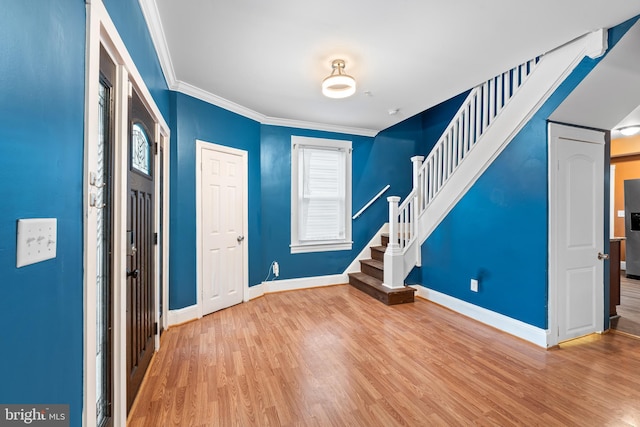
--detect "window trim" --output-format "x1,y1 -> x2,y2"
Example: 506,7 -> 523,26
291,136 -> 352,254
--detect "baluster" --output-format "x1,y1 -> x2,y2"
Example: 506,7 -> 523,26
456,117 -> 462,166
429,156 -> 436,203
448,127 -> 453,174
496,73 -> 504,113
473,87 -> 484,141
483,82 -> 490,132
488,78 -> 495,125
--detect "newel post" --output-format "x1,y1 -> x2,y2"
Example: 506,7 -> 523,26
384,196 -> 404,288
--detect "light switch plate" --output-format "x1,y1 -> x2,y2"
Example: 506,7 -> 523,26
618,210 -> 625,218
16,218 -> 57,268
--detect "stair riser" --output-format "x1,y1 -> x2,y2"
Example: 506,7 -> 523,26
360,263 -> 383,281
348,276 -> 415,305
370,248 -> 384,262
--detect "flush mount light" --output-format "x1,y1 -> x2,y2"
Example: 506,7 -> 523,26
322,59 -> 356,99
618,125 -> 640,136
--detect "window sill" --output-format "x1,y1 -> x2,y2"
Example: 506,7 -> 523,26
290,241 -> 353,254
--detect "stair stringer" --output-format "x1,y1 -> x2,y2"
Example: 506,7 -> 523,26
400,31 -> 607,281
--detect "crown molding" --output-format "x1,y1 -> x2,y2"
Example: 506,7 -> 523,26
138,0 -> 177,87
262,116 -> 378,137
175,80 -> 379,137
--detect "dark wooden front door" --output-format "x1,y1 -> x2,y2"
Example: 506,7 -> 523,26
126,84 -> 156,411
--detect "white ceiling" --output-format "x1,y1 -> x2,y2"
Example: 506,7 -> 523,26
145,0 -> 640,136
551,19 -> 640,138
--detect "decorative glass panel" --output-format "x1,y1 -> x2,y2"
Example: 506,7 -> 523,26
132,123 -> 151,175
96,82 -> 108,426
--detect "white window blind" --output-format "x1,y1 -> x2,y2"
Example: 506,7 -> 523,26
299,147 -> 346,241
291,136 -> 352,253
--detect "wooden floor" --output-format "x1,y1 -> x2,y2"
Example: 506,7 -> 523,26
129,285 -> 640,426
612,273 -> 640,337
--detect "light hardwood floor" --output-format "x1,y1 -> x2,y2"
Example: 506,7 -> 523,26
129,285 -> 640,426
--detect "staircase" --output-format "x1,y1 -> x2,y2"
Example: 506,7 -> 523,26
347,29 -> 607,300
348,233 -> 416,305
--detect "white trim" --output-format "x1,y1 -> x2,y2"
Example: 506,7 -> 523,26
291,136 -> 353,254
263,115 -> 377,138
258,274 -> 349,296
290,241 -> 353,254
610,164 -> 616,239
137,0 -> 176,88
167,304 -> 200,326
84,2 -> 170,426
246,282 -> 266,301
343,223 -> 389,274
195,140 -> 249,319
411,286 -> 548,348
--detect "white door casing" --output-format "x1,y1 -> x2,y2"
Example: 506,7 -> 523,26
85,2 -> 170,425
549,123 -> 605,346
197,141 -> 247,316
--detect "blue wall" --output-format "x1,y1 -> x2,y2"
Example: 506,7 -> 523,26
0,1 -> 86,424
168,93 -> 261,308
259,122 -> 417,281
0,0 -> 170,424
412,17 -> 639,329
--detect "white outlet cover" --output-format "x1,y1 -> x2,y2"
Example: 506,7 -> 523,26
618,210 -> 625,218
470,279 -> 479,292
16,218 -> 57,268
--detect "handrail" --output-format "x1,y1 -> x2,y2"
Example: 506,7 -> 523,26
352,184 -> 390,219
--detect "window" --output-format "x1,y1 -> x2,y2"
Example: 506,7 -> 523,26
291,136 -> 352,253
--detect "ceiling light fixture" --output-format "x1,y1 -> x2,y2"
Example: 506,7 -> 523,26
322,59 -> 356,99
618,125 -> 640,136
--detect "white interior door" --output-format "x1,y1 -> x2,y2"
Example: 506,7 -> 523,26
549,124 -> 605,344
200,143 -> 246,315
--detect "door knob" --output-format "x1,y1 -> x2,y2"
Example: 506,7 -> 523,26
237,235 -> 245,242
127,269 -> 139,279
598,252 -> 609,260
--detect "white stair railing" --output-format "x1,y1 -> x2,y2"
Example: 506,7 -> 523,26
384,57 -> 541,289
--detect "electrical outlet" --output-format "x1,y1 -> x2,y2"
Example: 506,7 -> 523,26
273,261 -> 279,277
470,279 -> 479,292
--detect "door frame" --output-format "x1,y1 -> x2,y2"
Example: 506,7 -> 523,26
84,2 -> 170,425
196,140 -> 249,319
547,122 -> 606,347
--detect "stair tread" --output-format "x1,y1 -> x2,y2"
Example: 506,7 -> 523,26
348,272 -> 416,295
360,258 -> 383,270
370,245 -> 386,252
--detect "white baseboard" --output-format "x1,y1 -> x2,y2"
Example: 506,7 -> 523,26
167,304 -> 200,326
411,285 -> 548,348
621,261 -> 626,271
254,274 -> 348,299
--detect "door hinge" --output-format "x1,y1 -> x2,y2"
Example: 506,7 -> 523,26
154,322 -> 158,335
154,142 -> 158,155
154,232 -> 158,245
